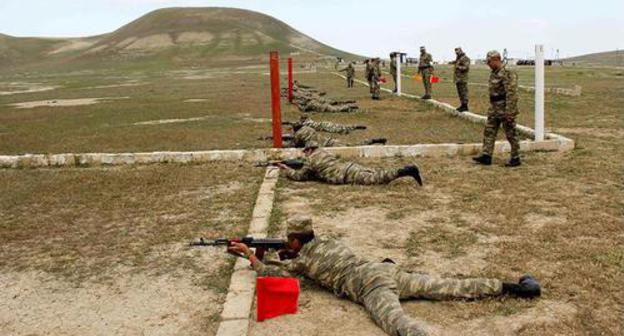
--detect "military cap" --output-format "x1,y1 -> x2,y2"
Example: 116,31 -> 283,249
287,215 -> 314,234
305,141 -> 319,150
486,50 -> 501,60
455,47 -> 463,52
420,46 -> 426,50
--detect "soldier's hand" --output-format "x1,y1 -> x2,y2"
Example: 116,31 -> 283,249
505,115 -> 516,124
228,242 -> 252,257
276,163 -> 290,170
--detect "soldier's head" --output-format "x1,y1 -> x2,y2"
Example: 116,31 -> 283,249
286,215 -> 315,251
303,141 -> 319,155
420,46 -> 426,54
390,52 -> 396,59
486,50 -> 503,70
364,59 -> 370,64
455,47 -> 463,56
299,115 -> 310,122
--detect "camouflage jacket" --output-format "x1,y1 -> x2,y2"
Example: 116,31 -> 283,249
292,126 -> 335,148
254,238 -> 378,301
365,63 -> 372,79
453,53 -> 470,83
418,52 -> 433,70
282,148 -> 371,184
371,63 -> 382,79
390,58 -> 397,76
489,66 -> 519,116
340,64 -> 355,77
303,119 -> 357,134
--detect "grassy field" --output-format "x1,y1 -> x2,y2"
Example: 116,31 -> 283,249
0,163 -> 264,335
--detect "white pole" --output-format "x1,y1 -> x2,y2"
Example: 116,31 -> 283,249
396,54 -> 402,96
535,44 -> 545,141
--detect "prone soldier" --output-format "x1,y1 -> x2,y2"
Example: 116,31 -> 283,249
288,126 -> 385,148
228,216 -> 542,336
284,115 -> 367,135
473,50 -> 522,167
418,46 -> 433,100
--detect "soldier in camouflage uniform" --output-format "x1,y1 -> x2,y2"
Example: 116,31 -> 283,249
289,115 -> 367,134
278,141 -> 420,185
287,83 -> 359,113
418,46 -> 433,100
390,53 -> 398,93
473,50 -> 522,167
370,58 -> 382,100
364,59 -> 374,93
339,61 -> 356,88
450,47 -> 471,112
228,217 -> 542,336
287,127 -> 386,149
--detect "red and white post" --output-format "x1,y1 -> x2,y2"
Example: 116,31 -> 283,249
288,57 -> 293,103
269,51 -> 283,148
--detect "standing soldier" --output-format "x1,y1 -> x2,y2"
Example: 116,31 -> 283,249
364,59 -> 373,94
418,46 -> 433,100
473,50 -> 521,167
339,61 -> 356,88
370,58 -> 382,100
451,47 -> 471,112
390,52 -> 398,93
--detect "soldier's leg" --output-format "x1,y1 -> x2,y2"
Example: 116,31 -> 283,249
457,81 -> 468,105
423,69 -> 432,96
362,286 -> 428,336
346,167 -> 401,185
395,271 -> 503,300
502,118 -> 520,159
482,115 -> 501,156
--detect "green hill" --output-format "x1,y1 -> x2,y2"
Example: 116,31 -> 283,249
564,50 -> 624,67
0,7 -> 361,73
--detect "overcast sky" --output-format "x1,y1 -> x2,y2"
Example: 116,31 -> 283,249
1,0 -> 622,61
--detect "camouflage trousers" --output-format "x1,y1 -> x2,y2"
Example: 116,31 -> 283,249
392,73 -> 398,91
357,263 -> 502,336
419,68 -> 432,96
347,76 -> 354,88
371,77 -> 381,99
455,81 -> 469,105
343,164 -> 400,185
482,113 -> 520,158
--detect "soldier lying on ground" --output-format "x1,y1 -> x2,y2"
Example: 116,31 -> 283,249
284,115 -> 367,134
261,127 -> 386,148
277,141 -> 421,185
228,216 -> 541,336
283,82 -> 359,113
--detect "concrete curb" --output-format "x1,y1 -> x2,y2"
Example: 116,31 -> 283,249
216,167 -> 279,336
334,72 -> 575,153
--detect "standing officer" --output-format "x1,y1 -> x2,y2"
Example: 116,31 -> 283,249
418,46 -> 433,99
473,50 -> 521,167
451,47 -> 471,112
390,52 -> 398,93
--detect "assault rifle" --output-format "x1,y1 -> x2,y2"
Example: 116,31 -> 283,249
189,237 -> 294,260
254,159 -> 305,169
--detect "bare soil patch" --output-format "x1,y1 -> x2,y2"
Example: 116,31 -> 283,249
9,97 -> 129,109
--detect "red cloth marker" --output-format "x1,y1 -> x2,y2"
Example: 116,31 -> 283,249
257,277 -> 300,322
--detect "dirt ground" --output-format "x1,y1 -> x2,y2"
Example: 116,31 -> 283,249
0,163 -> 264,336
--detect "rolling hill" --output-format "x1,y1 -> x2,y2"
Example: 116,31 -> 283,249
0,7 -> 361,72
563,50 -> 624,67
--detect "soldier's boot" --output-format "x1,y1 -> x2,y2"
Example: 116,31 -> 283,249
472,154 -> 492,166
398,165 -> 423,186
421,94 -> 432,100
457,103 -> 469,112
369,138 -> 387,145
505,157 -> 522,167
502,274 -> 541,298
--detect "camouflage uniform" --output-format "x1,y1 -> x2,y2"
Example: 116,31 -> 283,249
365,61 -> 374,93
390,56 -> 398,91
418,51 -> 433,97
301,99 -> 358,113
280,148 -> 402,185
291,126 -> 338,148
482,66 -> 520,158
302,119 -> 360,134
453,52 -> 471,105
370,60 -> 382,99
254,238 -> 503,336
340,63 -> 356,88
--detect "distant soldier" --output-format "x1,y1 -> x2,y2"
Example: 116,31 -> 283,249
364,59 -> 374,93
473,50 -> 521,167
390,53 -> 398,93
278,142 -> 422,185
228,216 -> 541,336
370,58 -> 382,100
289,126 -> 385,148
450,47 -> 471,112
339,61 -> 356,88
288,115 -> 367,134
418,46 -> 433,99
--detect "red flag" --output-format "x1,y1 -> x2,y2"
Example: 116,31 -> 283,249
379,77 -> 387,84
257,277 -> 300,322
430,75 -> 440,84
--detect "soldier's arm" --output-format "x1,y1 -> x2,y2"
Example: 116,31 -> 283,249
251,257 -> 300,277
456,57 -> 470,71
280,163 -> 314,181
504,71 -> 519,116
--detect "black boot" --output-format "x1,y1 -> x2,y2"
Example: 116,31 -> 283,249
502,274 -> 541,298
505,157 -> 521,167
457,104 -> 469,112
398,165 -> 423,186
421,95 -> 432,100
472,154 -> 492,165
369,138 -> 387,145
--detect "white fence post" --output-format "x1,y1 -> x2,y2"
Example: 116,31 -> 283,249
396,54 -> 402,96
535,44 -> 545,141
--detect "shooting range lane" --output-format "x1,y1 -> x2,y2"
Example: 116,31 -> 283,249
216,167 -> 279,336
